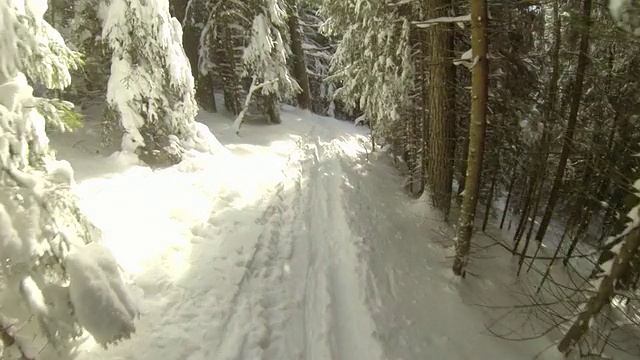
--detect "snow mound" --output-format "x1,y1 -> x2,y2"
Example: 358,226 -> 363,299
66,242 -> 140,346
181,121 -> 226,154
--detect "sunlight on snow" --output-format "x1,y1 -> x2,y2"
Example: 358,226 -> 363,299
70,139 -> 297,286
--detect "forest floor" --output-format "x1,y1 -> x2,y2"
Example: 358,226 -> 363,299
45,104 -> 637,360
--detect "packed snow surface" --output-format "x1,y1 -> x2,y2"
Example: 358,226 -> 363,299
43,105 -> 618,360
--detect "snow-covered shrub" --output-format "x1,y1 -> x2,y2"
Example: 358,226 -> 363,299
0,1 -> 138,356
99,0 -> 206,167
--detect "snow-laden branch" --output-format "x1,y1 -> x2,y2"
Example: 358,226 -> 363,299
413,14 -> 471,28
232,76 -> 278,135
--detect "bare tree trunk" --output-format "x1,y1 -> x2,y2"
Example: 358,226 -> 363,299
287,0 -> 311,109
456,128 -> 469,204
426,0 -> 455,220
534,0 -> 591,245
513,178 -> 535,251
452,0 -> 489,277
482,162 -> 498,232
500,165 -> 518,229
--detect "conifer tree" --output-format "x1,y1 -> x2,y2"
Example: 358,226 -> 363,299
99,0 -> 201,167
0,1 -> 137,356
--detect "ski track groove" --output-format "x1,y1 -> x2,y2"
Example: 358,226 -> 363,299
166,122 -> 383,360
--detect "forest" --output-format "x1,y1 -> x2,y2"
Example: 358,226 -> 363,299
1,0 -> 640,359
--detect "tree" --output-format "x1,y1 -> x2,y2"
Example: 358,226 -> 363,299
320,0 -> 413,157
452,0 -> 489,277
425,0 -> 456,220
175,0 -> 217,112
556,0 -> 640,355
242,0 -> 300,124
0,0 -> 137,356
99,0 -> 201,167
532,0 -> 592,246
288,0 -> 312,109
69,0 -> 111,103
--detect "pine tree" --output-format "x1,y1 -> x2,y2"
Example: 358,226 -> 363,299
243,0 -> 300,124
287,0 -> 312,109
0,1 -> 137,356
320,0 -> 413,147
452,0 -> 489,277
69,0 -> 111,103
99,0 -> 201,167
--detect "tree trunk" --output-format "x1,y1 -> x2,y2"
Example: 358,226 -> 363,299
263,93 -> 281,124
452,0 -> 489,277
456,123 -> 469,203
426,0 -> 455,220
287,1 -> 311,110
500,165 -> 518,229
196,73 -> 217,113
482,168 -> 497,232
534,0 -> 591,245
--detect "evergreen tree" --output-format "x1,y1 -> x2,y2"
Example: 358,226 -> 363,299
0,0 -> 137,356
320,0 -> 413,147
99,0 -> 201,167
243,0 -> 300,124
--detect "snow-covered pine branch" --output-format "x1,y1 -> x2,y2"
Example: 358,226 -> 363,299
413,14 -> 471,28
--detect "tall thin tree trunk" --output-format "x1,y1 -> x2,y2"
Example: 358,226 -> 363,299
482,162 -> 498,232
534,0 -> 591,245
456,127 -> 469,204
287,1 -> 311,109
500,165 -> 518,229
426,0 -> 455,220
513,179 -> 534,251
452,0 -> 489,277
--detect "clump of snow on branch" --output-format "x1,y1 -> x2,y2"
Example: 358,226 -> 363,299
66,243 -> 140,346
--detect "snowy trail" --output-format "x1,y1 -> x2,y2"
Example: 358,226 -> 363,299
208,123 -> 384,360
49,106 -> 602,360
65,109 -> 383,360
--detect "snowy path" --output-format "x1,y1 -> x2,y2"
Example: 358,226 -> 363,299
49,107 -> 573,360
61,109 -> 382,360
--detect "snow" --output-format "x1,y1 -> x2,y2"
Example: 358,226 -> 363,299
414,14 -> 471,28
67,242 -> 139,346
39,103 -> 637,359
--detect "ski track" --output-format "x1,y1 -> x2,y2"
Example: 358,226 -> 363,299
164,121 -> 381,360
67,113 -> 385,360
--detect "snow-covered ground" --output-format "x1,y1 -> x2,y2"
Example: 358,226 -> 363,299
42,105 -> 635,360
